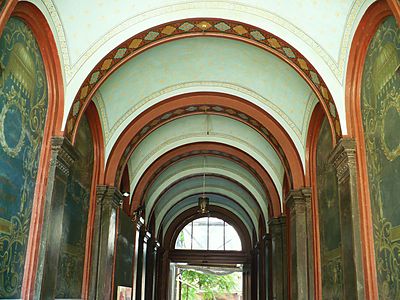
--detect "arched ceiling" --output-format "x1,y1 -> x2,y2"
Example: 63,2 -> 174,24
14,0 -> 383,240
150,176 -> 260,233
127,114 -> 284,199
28,0 -> 378,135
93,37 -> 318,162
143,156 -> 266,225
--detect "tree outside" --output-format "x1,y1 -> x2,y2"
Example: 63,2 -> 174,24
179,269 -> 242,300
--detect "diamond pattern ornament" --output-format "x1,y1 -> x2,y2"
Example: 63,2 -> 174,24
129,38 -> 142,49
80,86 -> 89,99
233,25 -> 247,35
101,59 -> 113,70
89,71 -> 100,85
282,47 -> 296,58
72,101 -> 81,116
297,58 -> 308,70
179,22 -> 195,31
214,22 -> 231,32
161,25 -> 176,35
197,21 -> 212,30
114,48 -> 127,59
267,38 -> 281,49
144,31 -> 159,41
309,71 -> 320,85
250,30 -> 265,41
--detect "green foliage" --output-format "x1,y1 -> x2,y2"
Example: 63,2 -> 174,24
180,269 -> 238,300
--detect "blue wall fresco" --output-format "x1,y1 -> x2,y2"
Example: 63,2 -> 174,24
55,115 -> 94,298
361,16 -> 400,298
0,17 -> 48,298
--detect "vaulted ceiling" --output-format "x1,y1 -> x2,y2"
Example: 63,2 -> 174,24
25,0 -> 379,236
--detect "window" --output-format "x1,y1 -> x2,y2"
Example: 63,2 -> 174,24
175,217 -> 242,251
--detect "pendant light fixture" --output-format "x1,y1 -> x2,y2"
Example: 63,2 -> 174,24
198,156 -> 209,214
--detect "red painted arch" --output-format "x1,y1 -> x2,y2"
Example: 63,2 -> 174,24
305,103 -> 325,300
129,142 -> 281,218
345,1 -> 394,298
104,92 -> 304,191
81,102 -> 105,299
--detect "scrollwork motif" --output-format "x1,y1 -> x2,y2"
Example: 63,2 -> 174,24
361,16 -> 400,299
0,18 -> 48,298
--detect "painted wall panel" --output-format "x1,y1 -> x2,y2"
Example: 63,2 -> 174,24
361,16 -> 400,299
114,211 -> 135,300
56,115 -> 94,298
0,17 -> 48,298
316,117 -> 343,299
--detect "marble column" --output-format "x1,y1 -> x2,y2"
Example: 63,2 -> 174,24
141,230 -> 151,300
132,213 -> 145,299
268,216 -> 287,300
145,238 -> 160,300
35,137 -> 78,298
329,138 -> 365,299
286,188 -> 312,300
89,185 -> 122,299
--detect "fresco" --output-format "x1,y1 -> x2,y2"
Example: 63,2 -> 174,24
361,16 -> 400,299
114,211 -> 135,299
316,117 -> 343,299
0,17 -> 48,298
56,115 -> 94,298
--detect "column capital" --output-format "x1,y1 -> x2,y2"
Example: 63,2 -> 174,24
286,188 -> 311,213
268,215 -> 286,226
50,136 -> 78,176
95,185 -> 123,208
329,138 -> 357,183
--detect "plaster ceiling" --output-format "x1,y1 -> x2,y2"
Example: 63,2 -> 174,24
151,176 -> 260,232
28,0 -> 377,135
94,37 -> 318,163
143,155 -> 267,221
127,114 -> 285,201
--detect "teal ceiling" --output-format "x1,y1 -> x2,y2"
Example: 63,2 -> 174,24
94,37 -> 318,163
127,114 -> 284,201
151,176 -> 260,234
144,155 -> 267,224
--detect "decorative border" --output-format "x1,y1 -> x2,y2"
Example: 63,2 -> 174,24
65,18 -> 342,144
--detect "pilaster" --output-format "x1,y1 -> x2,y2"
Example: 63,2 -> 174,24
286,188 -> 312,300
90,185 -> 122,299
36,137 -> 78,299
268,216 -> 287,300
329,138 -> 365,299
